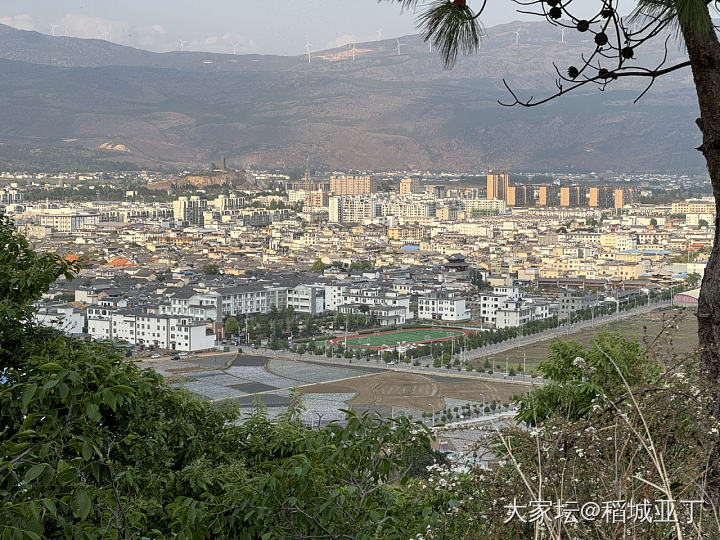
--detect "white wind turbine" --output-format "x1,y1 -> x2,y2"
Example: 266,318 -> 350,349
514,28 -> 521,45
376,28 -> 383,41
232,43 -> 239,55
179,39 -> 188,53
560,28 -> 565,43
351,42 -> 356,61
50,24 -> 59,37
395,38 -> 404,56
305,40 -> 312,63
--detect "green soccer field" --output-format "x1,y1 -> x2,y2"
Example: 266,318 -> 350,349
327,328 -> 468,350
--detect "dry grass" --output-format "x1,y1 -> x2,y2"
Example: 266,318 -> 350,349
477,307 -> 697,374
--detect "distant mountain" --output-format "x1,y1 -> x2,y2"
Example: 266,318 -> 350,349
0,22 -> 703,172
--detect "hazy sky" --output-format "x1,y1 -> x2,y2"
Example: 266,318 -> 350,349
0,0 -> 624,56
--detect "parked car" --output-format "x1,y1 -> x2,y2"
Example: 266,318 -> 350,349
170,355 -> 180,361
178,352 -> 188,357
150,354 -> 160,359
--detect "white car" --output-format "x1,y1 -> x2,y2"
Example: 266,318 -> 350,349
150,354 -> 160,359
178,352 -> 188,357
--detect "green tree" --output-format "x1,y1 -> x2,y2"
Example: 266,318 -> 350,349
311,259 -> 327,272
202,263 -> 220,275
386,0 -> 720,499
516,333 -> 660,426
224,316 -> 240,337
0,215 -> 78,366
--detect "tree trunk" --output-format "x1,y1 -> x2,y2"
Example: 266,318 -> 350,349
681,6 -> 720,507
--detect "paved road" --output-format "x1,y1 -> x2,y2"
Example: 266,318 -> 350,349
463,300 -> 672,362
433,411 -> 517,431
259,348 -> 544,386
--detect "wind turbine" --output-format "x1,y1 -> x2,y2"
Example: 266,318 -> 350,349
560,28 -> 565,43
376,29 -> 383,41
428,41 -> 432,53
351,42 -> 356,62
50,24 -> 59,37
232,43 -> 239,55
179,39 -> 188,54
305,40 -> 312,63
514,28 -> 521,45
103,29 -> 109,42
63,25 -> 69,37
395,38 -> 404,56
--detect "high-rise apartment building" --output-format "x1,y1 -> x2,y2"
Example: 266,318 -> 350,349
173,196 -> 208,226
328,196 -> 378,223
614,187 -> 635,209
537,185 -> 560,207
560,185 -> 586,207
329,175 -> 376,196
506,185 -> 534,207
399,177 -> 421,195
486,172 -> 510,201
589,186 -> 614,208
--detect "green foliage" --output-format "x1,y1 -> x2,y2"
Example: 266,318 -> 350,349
516,332 -> 661,425
416,0 -> 483,68
224,316 -> 240,337
1,331 -> 242,537
1,332 -> 437,537
347,261 -> 373,271
0,215 -> 79,365
310,259 -> 327,272
202,263 -> 220,275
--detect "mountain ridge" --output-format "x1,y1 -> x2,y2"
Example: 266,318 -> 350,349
0,21 -> 703,172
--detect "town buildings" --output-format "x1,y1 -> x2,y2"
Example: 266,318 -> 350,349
4,169 -> 710,350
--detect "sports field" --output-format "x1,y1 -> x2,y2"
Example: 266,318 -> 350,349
327,327 -> 469,350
